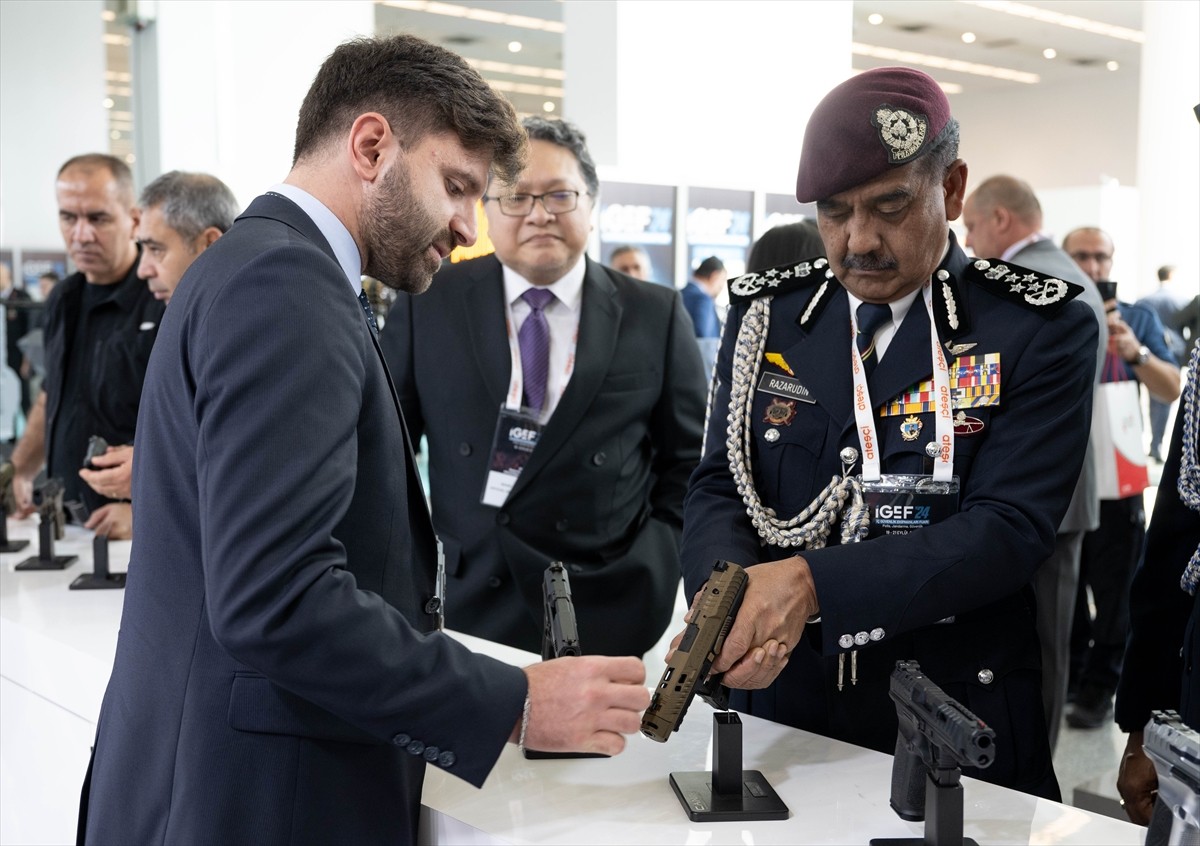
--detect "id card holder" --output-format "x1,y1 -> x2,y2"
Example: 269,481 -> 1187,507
481,406 -> 543,508
861,474 -> 960,539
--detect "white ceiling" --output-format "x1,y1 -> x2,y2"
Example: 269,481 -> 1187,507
374,0 -> 1144,113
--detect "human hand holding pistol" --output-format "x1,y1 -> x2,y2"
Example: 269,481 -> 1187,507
79,444 -> 134,501
669,555 -> 818,690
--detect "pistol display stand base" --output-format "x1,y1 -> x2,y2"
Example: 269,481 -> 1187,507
14,519 -> 77,570
0,516 -> 30,553
70,535 -> 125,590
669,712 -> 788,822
870,770 -> 979,846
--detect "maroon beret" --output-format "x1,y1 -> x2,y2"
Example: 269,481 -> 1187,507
795,66 -> 951,203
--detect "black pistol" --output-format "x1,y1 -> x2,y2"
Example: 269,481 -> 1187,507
541,561 -> 581,660
525,561 -> 606,760
887,660 -> 995,822
1144,710 -> 1200,846
32,477 -> 67,541
641,560 -> 747,742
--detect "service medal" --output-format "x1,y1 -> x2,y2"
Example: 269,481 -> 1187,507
764,398 -> 798,427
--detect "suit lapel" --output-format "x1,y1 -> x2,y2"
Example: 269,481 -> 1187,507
508,258 -> 621,501
462,257 -> 511,410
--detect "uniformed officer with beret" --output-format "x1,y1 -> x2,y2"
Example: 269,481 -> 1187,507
677,66 -> 1098,798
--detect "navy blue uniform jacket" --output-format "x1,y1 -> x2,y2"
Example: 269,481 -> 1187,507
80,194 -> 527,845
681,235 -> 1097,798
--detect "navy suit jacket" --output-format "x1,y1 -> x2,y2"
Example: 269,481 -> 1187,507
80,194 -> 527,845
381,254 -> 706,656
681,235 -> 1097,798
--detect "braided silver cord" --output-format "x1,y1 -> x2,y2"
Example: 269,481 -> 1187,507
727,296 -> 869,549
1177,341 -> 1200,593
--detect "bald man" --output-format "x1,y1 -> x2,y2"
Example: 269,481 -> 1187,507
9,154 -> 164,540
963,175 -> 1106,748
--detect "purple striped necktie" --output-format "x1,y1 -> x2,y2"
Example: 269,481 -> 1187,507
519,287 -> 555,412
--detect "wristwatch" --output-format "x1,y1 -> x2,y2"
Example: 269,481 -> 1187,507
1130,345 -> 1150,366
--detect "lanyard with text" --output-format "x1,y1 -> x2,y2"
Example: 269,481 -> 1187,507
849,282 -> 954,482
502,299 -> 579,415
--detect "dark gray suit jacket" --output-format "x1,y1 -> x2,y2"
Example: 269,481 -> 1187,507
381,254 -> 706,656
1013,238 -> 1106,534
80,194 -> 527,845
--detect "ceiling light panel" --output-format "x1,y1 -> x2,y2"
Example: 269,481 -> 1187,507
852,42 -> 1040,83
379,0 -> 565,33
958,0 -> 1145,43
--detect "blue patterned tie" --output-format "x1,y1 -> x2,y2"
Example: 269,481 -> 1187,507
519,288 -> 555,412
358,290 -> 379,337
856,302 -> 892,375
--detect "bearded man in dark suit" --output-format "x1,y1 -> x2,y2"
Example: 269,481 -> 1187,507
381,117 -> 706,658
79,35 -> 650,846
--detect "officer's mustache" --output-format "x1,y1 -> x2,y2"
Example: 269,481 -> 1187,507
842,253 -> 899,272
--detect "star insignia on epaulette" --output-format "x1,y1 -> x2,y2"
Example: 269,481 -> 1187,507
966,258 -> 1084,317
727,257 -> 829,304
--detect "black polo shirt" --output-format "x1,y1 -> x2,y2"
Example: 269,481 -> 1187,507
42,251 -> 164,511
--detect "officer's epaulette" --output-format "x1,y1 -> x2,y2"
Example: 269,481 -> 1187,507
963,258 -> 1085,318
727,256 -> 829,305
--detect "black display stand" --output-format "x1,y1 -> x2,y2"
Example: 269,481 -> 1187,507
870,768 -> 979,846
14,517 -> 77,570
70,534 -> 125,590
0,514 -> 29,553
669,712 -> 789,822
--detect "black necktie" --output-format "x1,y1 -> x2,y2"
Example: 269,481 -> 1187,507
358,290 -> 379,337
856,302 -> 892,375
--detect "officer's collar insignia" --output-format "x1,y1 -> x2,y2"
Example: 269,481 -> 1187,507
966,258 -> 1084,318
871,105 -> 928,163
931,267 -> 971,340
728,257 -> 827,304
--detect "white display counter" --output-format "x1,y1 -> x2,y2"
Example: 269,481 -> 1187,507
2,516 -> 1143,845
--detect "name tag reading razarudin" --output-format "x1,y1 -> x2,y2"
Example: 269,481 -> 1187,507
756,373 -> 816,403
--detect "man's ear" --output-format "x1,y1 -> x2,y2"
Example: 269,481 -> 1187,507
943,159 -> 968,221
347,112 -> 393,183
198,227 -> 223,250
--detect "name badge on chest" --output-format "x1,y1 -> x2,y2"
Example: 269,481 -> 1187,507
481,406 -> 544,508
861,474 -> 960,539
756,372 -> 816,403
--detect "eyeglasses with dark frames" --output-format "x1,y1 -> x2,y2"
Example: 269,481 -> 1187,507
484,190 -> 588,217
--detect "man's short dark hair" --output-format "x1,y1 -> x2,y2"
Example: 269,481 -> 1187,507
140,171 -> 240,241
57,153 -> 135,204
695,256 -> 725,278
521,116 -> 599,196
916,118 -> 961,183
1158,265 -> 1176,282
293,34 -> 526,186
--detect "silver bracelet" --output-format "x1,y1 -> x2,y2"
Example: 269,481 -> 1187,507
517,693 -> 532,753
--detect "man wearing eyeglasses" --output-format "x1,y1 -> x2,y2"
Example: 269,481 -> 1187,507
381,116 -> 706,658
1061,225 -> 1181,730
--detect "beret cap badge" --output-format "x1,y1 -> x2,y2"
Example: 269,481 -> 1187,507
872,106 -> 928,163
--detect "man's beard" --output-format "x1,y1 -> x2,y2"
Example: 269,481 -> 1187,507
360,161 -> 454,295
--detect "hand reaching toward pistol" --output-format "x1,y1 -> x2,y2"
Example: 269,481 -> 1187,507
517,655 -> 649,756
79,445 -> 134,501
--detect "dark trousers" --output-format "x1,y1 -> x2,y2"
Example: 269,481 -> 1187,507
1070,496 -> 1146,694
